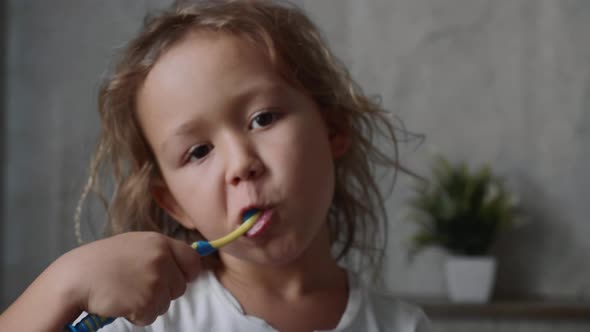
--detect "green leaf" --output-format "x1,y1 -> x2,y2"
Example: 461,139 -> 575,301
405,155 -> 523,256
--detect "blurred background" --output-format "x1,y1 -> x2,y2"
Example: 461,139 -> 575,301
1,0 -> 589,331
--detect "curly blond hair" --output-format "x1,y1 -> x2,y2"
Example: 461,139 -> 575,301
76,0 -> 414,272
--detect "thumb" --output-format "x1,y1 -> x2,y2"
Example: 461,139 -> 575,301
168,238 -> 201,281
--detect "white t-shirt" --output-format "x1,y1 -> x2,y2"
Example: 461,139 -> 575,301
99,270 -> 430,332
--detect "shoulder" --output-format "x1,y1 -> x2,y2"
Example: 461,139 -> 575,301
342,272 -> 430,332
363,290 -> 430,332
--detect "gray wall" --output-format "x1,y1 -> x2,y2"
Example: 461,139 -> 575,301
1,0 -> 589,331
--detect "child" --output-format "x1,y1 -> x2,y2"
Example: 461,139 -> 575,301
0,1 -> 429,331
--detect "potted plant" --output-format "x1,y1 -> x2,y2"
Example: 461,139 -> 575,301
407,156 -> 522,303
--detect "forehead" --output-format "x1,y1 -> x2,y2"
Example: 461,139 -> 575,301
145,32 -> 281,95
136,32 -> 294,151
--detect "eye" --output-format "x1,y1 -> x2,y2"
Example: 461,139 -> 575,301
249,111 -> 279,130
186,144 -> 213,163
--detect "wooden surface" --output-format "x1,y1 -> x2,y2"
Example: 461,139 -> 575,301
417,300 -> 590,320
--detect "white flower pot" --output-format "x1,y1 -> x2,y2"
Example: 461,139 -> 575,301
445,255 -> 496,303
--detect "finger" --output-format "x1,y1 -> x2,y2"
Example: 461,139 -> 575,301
129,304 -> 159,327
133,307 -> 160,326
155,295 -> 172,317
131,286 -> 169,326
165,256 -> 187,300
168,238 -> 201,281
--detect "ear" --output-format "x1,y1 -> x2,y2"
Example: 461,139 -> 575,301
150,178 -> 196,230
329,127 -> 350,159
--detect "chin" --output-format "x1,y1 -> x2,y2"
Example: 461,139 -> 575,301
244,239 -> 311,267
276,234 -> 326,265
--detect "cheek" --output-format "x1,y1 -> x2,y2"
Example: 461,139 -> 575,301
300,140 -> 335,205
277,118 -> 335,208
166,169 -> 226,234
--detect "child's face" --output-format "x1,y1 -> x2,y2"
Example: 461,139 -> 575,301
137,32 -> 342,265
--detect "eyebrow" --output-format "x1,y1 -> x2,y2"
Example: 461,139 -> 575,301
160,117 -> 206,155
159,81 -> 286,153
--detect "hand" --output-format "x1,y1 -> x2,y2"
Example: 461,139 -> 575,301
58,232 -> 201,326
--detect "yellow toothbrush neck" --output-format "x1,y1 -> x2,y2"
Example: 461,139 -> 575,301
209,212 -> 260,248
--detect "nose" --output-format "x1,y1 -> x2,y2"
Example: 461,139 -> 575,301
225,137 -> 265,186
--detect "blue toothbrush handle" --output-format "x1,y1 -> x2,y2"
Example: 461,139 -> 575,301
65,314 -> 114,331
193,241 -> 217,256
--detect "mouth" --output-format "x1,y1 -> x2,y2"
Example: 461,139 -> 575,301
240,206 -> 274,239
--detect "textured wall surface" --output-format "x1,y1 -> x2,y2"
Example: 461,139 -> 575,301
2,0 -> 589,330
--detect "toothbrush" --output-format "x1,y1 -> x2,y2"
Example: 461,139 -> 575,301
191,208 -> 260,255
65,209 -> 260,332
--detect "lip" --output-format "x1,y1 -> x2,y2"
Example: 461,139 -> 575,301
239,204 -> 271,225
244,209 -> 274,238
